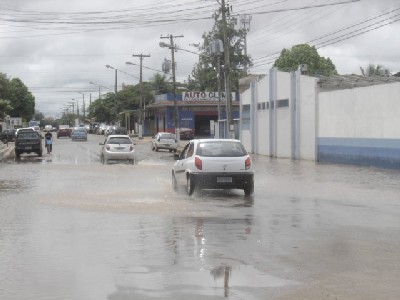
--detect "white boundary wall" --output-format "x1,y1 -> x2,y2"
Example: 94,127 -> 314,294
319,83 -> 400,139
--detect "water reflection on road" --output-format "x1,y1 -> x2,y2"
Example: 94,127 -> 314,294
0,139 -> 399,299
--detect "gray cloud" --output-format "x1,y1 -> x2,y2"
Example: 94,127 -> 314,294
0,0 -> 399,117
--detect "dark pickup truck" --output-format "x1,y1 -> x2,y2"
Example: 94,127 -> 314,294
14,130 -> 43,159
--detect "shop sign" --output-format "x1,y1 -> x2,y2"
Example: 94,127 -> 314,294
182,91 -> 236,101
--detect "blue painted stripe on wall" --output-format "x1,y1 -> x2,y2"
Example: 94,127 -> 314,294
318,137 -> 400,169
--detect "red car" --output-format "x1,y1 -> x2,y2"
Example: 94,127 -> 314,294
57,128 -> 71,138
179,128 -> 195,140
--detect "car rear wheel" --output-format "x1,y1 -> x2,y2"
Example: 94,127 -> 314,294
244,181 -> 254,196
186,174 -> 195,196
128,159 -> 134,165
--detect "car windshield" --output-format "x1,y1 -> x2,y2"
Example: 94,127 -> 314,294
18,132 -> 39,139
196,141 -> 247,157
107,137 -> 131,144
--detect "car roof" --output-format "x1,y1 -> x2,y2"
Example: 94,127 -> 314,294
192,138 -> 241,143
107,135 -> 131,138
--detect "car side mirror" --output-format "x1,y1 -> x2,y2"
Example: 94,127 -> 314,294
174,153 -> 180,160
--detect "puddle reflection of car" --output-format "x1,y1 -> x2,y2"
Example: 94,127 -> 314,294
99,135 -> 135,164
71,127 -> 88,141
151,132 -> 178,152
172,139 -> 254,196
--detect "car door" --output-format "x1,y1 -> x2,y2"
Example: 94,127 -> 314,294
174,142 -> 194,186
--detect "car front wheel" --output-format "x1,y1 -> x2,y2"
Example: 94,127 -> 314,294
172,172 -> 178,191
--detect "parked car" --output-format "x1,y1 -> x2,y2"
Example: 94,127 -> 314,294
179,127 -> 195,140
57,127 -> 71,138
172,139 -> 254,196
71,127 -> 88,141
104,125 -> 116,136
151,132 -> 178,152
99,135 -> 135,164
14,130 -> 43,159
0,129 -> 16,143
114,126 -> 128,135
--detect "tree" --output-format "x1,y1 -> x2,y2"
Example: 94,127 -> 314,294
360,64 -> 389,76
0,99 -> 12,119
8,78 -> 35,121
190,17 -> 252,92
0,73 -> 9,100
274,44 -> 337,76
152,73 -> 172,95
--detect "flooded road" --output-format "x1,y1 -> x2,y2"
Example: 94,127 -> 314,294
0,135 -> 399,299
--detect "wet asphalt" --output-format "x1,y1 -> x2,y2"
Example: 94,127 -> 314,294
0,135 -> 399,300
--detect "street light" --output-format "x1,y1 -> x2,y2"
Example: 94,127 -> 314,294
105,64 -> 118,120
77,92 -> 86,121
89,81 -> 112,100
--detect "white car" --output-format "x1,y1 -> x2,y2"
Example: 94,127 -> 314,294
99,135 -> 135,164
172,139 -> 254,196
151,132 -> 178,152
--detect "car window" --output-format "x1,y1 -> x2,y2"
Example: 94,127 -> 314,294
196,141 -> 247,157
107,137 -> 132,144
160,133 -> 175,139
186,142 -> 194,158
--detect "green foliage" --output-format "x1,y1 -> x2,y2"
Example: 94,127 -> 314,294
190,18 -> 252,92
88,80 -> 156,123
0,99 -> 13,119
274,44 -> 337,76
8,78 -> 35,121
360,64 -> 389,76
152,73 -> 172,95
0,73 -> 9,99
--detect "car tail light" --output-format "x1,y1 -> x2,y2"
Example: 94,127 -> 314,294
245,156 -> 252,170
106,145 -> 110,151
195,157 -> 202,170
129,146 -> 134,151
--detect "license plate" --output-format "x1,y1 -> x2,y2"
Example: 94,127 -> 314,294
25,146 -> 32,150
217,177 -> 232,183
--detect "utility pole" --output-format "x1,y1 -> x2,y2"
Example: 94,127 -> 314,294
132,53 -> 150,138
240,14 -> 252,75
220,0 -> 234,139
160,34 -> 184,141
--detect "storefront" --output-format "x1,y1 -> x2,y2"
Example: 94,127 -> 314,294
144,92 -> 240,137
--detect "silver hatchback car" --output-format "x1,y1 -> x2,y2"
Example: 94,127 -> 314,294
151,132 -> 178,152
99,135 -> 135,164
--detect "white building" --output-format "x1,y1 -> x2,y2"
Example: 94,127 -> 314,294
239,68 -> 400,169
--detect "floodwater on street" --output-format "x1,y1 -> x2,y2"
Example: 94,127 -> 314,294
0,135 -> 399,300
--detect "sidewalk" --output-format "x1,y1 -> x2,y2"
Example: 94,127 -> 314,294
0,142 -> 14,159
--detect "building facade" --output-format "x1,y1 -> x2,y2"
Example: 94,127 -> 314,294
144,92 -> 240,137
240,68 -> 400,169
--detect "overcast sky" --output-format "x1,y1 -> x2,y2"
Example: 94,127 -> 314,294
1,0 -> 399,118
